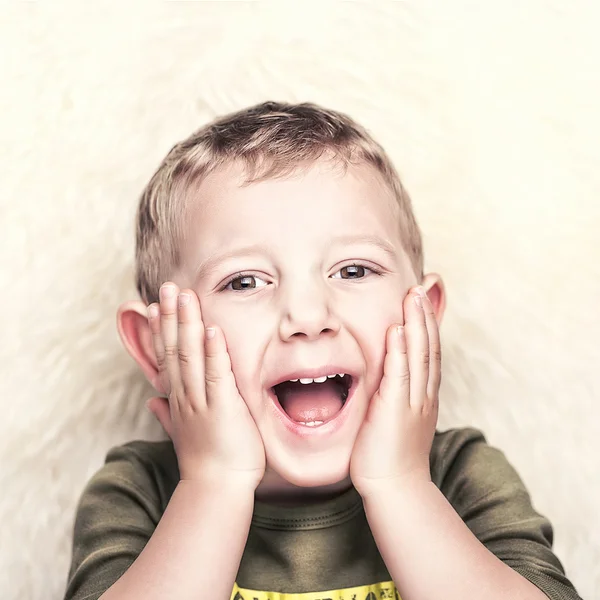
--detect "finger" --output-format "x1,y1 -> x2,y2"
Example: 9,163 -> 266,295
405,286 -> 429,411
422,293 -> 442,406
176,289 -> 206,410
147,303 -> 167,394
203,325 -> 241,412
377,323 -> 410,410
159,282 -> 183,405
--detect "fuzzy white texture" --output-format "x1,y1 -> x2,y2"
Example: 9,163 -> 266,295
0,2 -> 598,599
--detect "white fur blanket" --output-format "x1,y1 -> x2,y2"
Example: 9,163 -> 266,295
1,2 -> 598,599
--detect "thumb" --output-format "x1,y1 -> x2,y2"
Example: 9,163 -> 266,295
146,396 -> 173,439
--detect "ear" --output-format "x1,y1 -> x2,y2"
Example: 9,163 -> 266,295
116,300 -> 167,396
420,273 -> 446,326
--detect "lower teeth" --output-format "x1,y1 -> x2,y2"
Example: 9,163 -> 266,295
298,420 -> 324,427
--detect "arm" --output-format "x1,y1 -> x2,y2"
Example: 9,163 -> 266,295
349,286 -> 581,600
363,432 -> 582,600
101,478 -> 254,600
64,444 -> 255,600
67,284 -> 267,599
364,479 -> 548,600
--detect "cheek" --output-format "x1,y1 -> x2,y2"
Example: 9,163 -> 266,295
201,300 -> 277,391
202,303 -> 257,358
219,320 -> 267,393
357,338 -> 386,400
360,307 -> 405,388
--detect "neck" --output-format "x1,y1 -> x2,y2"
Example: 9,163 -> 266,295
255,470 -> 353,507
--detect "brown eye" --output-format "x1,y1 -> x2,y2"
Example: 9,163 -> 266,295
231,276 -> 257,290
331,263 -> 380,281
339,265 -> 366,279
222,274 -> 268,292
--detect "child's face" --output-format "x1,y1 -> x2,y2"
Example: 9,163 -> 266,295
176,159 -> 419,492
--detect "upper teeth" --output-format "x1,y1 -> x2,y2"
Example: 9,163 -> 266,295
290,373 -> 345,384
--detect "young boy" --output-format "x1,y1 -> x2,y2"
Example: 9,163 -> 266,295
64,102 -> 582,600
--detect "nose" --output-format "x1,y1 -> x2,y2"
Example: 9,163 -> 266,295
278,281 -> 341,342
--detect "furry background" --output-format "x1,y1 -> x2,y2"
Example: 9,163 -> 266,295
1,2 -> 598,599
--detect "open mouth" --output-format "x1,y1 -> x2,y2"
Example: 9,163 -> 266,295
270,374 -> 353,427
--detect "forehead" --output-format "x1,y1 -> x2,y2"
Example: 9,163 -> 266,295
181,159 -> 402,264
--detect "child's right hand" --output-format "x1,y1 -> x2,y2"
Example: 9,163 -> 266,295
145,282 -> 266,490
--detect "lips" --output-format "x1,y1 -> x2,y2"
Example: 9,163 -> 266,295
266,366 -> 359,391
266,374 -> 359,433
273,372 -> 350,396
265,364 -> 360,431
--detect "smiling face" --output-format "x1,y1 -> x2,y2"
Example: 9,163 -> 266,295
175,158 -> 419,496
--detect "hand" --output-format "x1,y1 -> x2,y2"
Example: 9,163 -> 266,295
350,286 -> 440,499
145,282 -> 266,489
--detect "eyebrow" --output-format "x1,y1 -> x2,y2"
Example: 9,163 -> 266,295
193,234 -> 397,282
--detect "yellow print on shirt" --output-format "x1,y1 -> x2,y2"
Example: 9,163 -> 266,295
231,580 -> 401,600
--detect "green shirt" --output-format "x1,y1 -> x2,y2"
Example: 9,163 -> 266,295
63,427 -> 582,600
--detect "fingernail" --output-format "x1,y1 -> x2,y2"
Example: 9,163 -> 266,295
414,294 -> 423,308
147,305 -> 159,319
178,293 -> 190,307
396,325 -> 404,337
161,284 -> 175,298
205,327 -> 216,340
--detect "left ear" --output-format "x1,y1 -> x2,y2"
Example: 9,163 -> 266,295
420,273 -> 446,326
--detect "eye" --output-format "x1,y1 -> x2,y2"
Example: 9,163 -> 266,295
220,272 -> 269,292
331,263 -> 380,280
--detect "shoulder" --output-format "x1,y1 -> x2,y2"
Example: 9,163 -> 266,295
429,426 -> 542,542
83,439 -> 180,514
430,425 -> 490,482
104,438 -> 179,479
430,425 -> 487,470
429,429 -> 583,599
430,426 -> 527,500
65,441 -> 179,599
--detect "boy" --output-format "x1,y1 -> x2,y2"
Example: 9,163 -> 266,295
64,102 -> 582,600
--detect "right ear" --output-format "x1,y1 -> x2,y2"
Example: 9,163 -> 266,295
116,300 -> 167,396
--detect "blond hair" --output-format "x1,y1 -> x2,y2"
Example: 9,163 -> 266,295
135,101 -> 423,305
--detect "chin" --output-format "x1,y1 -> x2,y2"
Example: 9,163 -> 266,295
267,448 -> 352,489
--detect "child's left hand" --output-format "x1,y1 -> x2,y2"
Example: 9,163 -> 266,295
350,286 -> 441,499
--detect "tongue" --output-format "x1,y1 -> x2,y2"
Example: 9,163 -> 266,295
278,380 -> 344,422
